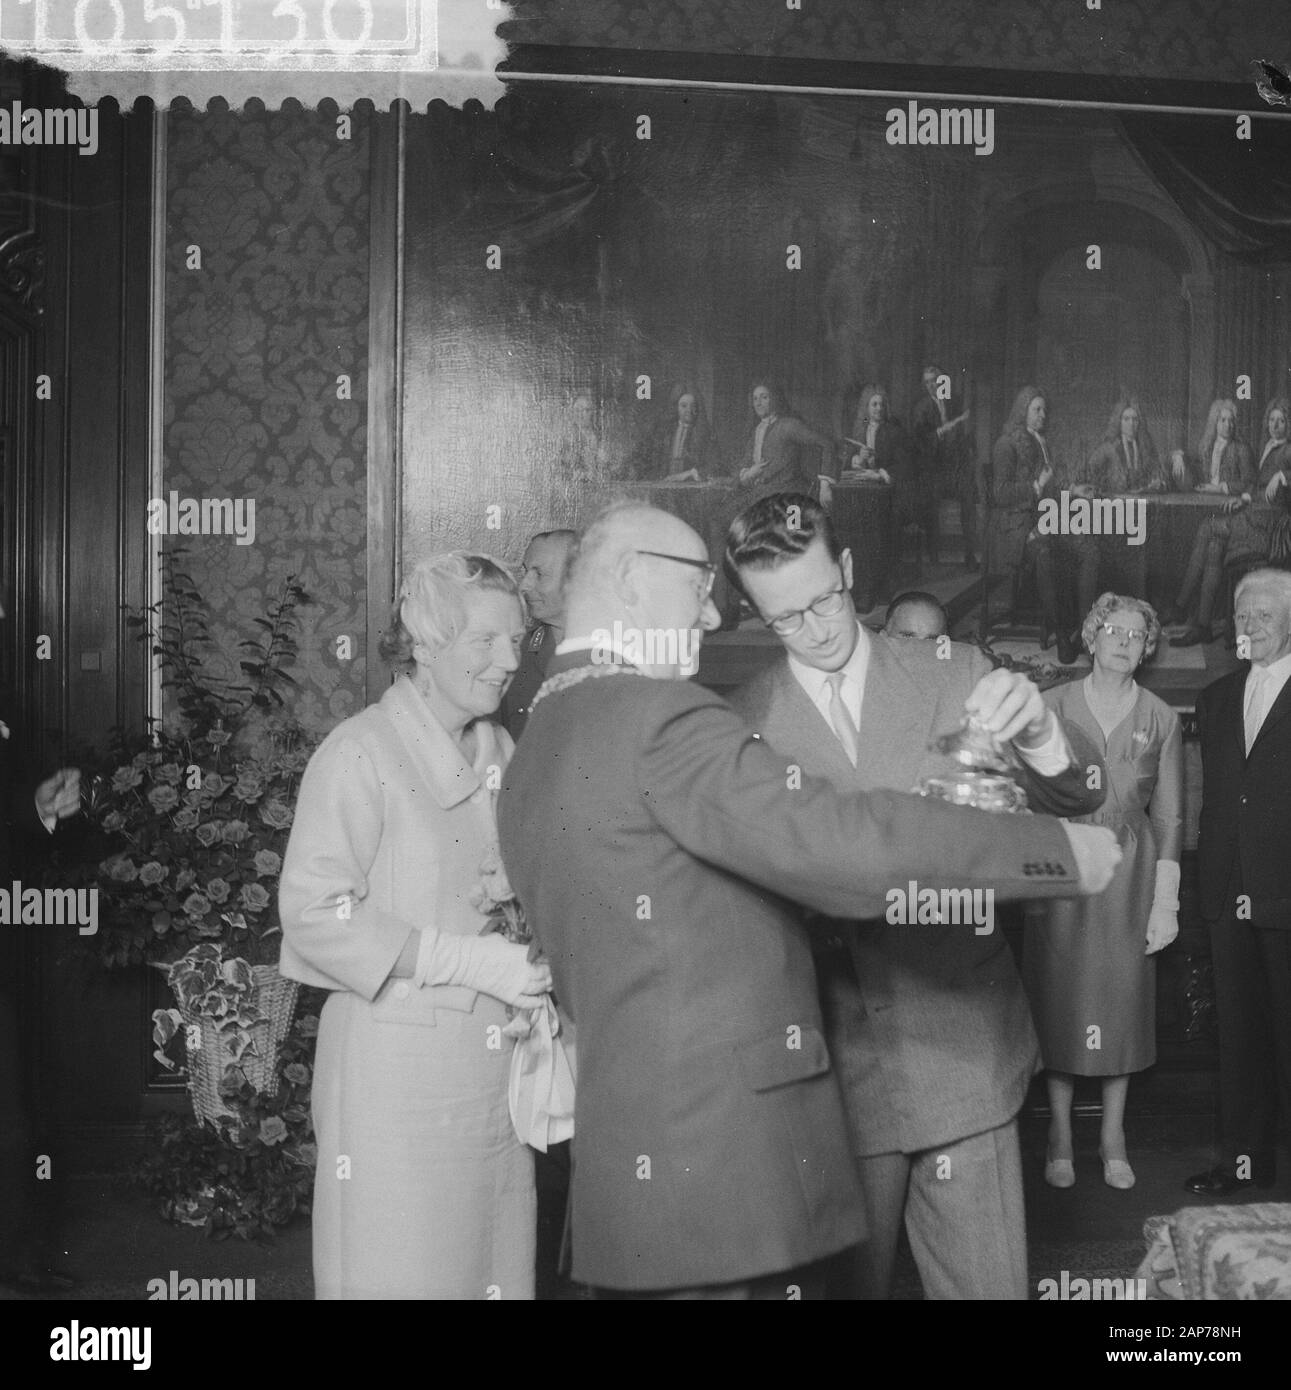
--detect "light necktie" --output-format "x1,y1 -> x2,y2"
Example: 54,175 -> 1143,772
1244,668 -> 1269,753
825,671 -> 859,766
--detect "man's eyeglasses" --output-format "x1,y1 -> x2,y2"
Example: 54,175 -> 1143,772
636,550 -> 717,602
1101,622 -> 1147,645
764,582 -> 850,636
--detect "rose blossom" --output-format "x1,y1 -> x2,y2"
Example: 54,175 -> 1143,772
104,855 -> 139,883
233,769 -> 265,801
239,883 -> 271,913
259,1116 -> 288,1146
146,784 -> 180,814
205,877 -> 232,904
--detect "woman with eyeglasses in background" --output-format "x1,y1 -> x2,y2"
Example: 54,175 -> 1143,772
1022,593 -> 1182,1191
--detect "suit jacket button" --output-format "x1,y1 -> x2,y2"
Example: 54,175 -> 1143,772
393,981 -> 411,1000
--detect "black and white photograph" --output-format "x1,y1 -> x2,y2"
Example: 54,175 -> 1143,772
0,0 -> 1288,1346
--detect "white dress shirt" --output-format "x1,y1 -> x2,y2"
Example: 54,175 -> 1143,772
789,622 -> 872,735
1245,650 -> 1291,750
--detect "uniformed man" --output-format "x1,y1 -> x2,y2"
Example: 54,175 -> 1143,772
501,529 -> 577,740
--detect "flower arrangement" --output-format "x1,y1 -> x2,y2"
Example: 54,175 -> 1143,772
131,994 -> 324,1239
79,551 -> 323,1237
89,552 -> 313,968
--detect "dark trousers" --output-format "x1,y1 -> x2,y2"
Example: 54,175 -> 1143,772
595,1252 -> 841,1300
1209,902 -> 1291,1174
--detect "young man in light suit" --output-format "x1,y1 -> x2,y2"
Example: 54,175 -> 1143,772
726,492 -> 1108,1300
498,501 -> 1119,1300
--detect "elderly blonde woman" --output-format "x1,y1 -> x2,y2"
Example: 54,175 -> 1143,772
1023,593 -> 1182,1190
279,553 -> 551,1299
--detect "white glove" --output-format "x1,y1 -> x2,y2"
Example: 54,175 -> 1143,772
1145,859 -> 1180,955
414,929 -> 552,1008
1061,823 -> 1122,895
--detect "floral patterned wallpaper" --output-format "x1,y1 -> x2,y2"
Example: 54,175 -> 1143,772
505,0 -> 1282,87
164,102 -> 369,737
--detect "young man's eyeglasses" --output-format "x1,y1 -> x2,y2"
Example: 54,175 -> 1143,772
636,550 -> 717,602
764,579 -> 850,636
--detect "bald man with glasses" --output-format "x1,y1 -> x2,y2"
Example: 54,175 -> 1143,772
726,492 -> 1108,1300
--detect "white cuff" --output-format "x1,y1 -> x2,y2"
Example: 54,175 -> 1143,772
1013,711 -> 1071,778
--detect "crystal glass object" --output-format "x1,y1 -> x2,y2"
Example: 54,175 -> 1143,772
914,716 -> 1030,813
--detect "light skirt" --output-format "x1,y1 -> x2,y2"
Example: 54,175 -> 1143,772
311,982 -> 536,1299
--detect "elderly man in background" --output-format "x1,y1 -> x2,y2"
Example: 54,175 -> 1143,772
498,500 -> 1119,1299
1186,568 -> 1291,1196
501,529 -> 577,740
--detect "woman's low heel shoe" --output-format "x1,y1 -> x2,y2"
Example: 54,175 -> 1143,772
1102,1155 -> 1136,1190
1044,1156 -> 1076,1188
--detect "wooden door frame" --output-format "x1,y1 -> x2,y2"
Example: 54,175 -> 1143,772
365,105 -> 406,704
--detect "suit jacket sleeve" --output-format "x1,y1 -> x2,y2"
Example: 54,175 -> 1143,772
1020,717 -> 1107,818
787,416 -> 837,474
637,682 -> 1086,922
278,732 -> 415,998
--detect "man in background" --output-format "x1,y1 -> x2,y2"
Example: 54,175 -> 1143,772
0,595 -> 82,1292
501,529 -> 577,740
1186,568 -> 1291,1197
883,591 -> 948,641
727,493 -> 1107,1299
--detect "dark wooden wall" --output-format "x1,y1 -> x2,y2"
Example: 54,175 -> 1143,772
0,62 -> 155,1165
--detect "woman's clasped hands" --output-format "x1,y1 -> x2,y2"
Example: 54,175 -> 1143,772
414,928 -> 553,1009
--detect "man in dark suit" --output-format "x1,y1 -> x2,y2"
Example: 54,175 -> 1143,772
498,501 -> 1119,1299
1186,568 -> 1291,1196
726,493 -> 1106,1299
0,650 -> 81,1291
500,529 -> 576,740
